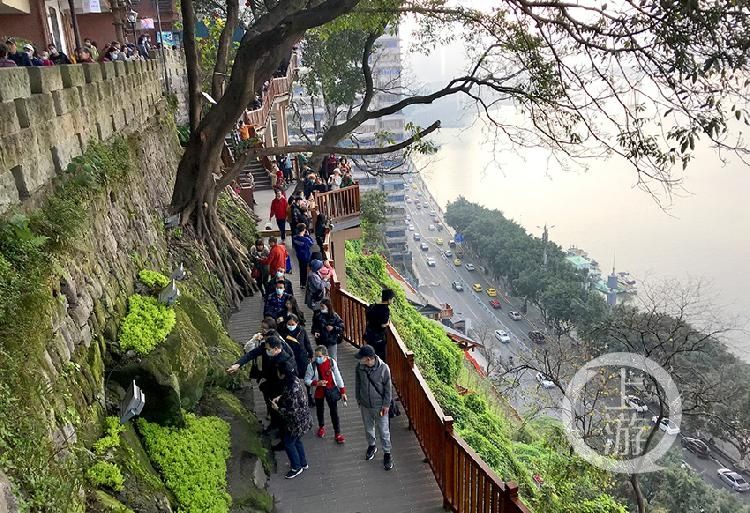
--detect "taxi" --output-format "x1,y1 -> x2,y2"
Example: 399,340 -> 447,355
486,288 -> 497,297
453,258 -> 462,266
435,238 -> 444,245
472,283 -> 482,292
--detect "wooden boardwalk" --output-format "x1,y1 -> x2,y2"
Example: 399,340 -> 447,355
227,258 -> 445,513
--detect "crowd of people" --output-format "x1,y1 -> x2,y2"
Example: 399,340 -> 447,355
0,35 -> 156,69
228,232 -> 399,478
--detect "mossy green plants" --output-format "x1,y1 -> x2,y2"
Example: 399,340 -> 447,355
94,416 -> 127,455
138,269 -> 170,290
87,461 -> 125,492
119,295 -> 176,355
138,413 -> 231,513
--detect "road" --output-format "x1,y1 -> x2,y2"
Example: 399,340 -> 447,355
402,179 -> 750,502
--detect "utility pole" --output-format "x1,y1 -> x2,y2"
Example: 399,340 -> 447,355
537,224 -> 555,269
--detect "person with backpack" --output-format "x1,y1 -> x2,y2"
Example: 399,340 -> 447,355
364,288 -> 395,361
311,298 -> 344,360
305,345 -> 347,444
354,345 -> 394,470
305,260 -> 329,312
292,223 -> 315,289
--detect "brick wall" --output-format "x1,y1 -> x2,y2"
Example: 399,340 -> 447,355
0,50 -> 187,214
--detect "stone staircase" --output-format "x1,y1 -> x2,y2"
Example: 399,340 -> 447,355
246,159 -> 272,191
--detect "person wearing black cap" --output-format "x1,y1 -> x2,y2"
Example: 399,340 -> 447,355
364,288 -> 396,361
354,344 -> 394,470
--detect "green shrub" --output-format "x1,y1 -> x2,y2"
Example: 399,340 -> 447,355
87,461 -> 125,492
93,416 -> 126,456
138,269 -> 170,290
119,295 -> 176,355
138,413 -> 231,513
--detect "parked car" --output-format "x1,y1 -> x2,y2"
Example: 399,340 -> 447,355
651,416 -> 680,435
717,468 -> 750,492
508,311 -> 522,321
422,202 -> 429,208
413,233 -> 421,241
494,330 -> 511,343
465,263 -> 476,271
416,203 -> 422,209
420,242 -> 429,251
406,215 -> 411,221
426,257 -> 436,267
449,240 -> 456,248
536,372 -> 555,389
489,299 -> 502,309
452,281 -> 464,291
486,288 -> 497,297
472,283 -> 482,292
453,258 -> 462,266
444,250 -> 453,257
624,395 -> 648,413
430,210 -> 436,216
681,437 -> 711,458
428,224 -> 436,231
436,238 -> 444,245
528,330 -> 545,343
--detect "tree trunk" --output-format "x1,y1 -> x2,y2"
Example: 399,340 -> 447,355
180,0 -> 201,132
629,474 -> 647,513
211,0 -> 240,101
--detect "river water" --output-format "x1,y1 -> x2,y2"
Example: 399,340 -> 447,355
416,123 -> 750,361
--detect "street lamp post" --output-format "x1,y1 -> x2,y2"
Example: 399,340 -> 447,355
126,9 -> 138,44
537,224 -> 556,269
310,95 -> 319,143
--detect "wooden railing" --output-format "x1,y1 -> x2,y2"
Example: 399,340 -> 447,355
244,53 -> 297,128
313,185 -> 361,223
329,283 -> 532,513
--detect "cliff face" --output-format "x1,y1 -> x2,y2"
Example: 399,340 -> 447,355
0,89 -> 268,512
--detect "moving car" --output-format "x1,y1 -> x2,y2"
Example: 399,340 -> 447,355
528,330 -> 546,343
420,242 -> 429,251
416,203 -> 422,209
426,257 -> 436,267
453,258 -> 462,266
408,224 -> 415,231
465,263 -> 476,271
536,372 -> 555,389
436,238 -> 444,245
422,201 -> 429,208
651,416 -> 680,435
428,224 -> 436,231
486,288 -> 497,297
430,210 -> 436,216
413,233 -> 421,241
406,215 -> 411,221
472,283 -> 482,292
508,311 -> 522,321
494,330 -> 511,343
444,250 -> 453,257
681,437 -> 711,458
452,281 -> 464,291
449,240 -> 456,248
717,468 -> 750,492
489,299 -> 502,309
624,395 -> 648,413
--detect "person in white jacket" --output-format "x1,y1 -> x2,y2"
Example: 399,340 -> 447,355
304,345 -> 347,444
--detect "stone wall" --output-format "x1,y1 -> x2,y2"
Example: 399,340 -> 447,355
0,50 -> 187,215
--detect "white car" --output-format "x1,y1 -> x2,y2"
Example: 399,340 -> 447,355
464,263 -> 476,271
718,468 -> 750,492
420,242 -> 429,251
406,215 -> 411,221
444,249 -> 453,257
428,224 -> 436,231
651,416 -> 680,435
536,372 -> 555,389
426,257 -> 436,267
494,330 -> 511,343
508,311 -> 522,321
408,224 -> 415,231
624,395 -> 648,413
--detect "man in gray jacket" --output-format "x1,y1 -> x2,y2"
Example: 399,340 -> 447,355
354,345 -> 394,470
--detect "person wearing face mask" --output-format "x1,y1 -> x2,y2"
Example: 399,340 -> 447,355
270,363 -> 312,479
250,238 -> 270,285
4,40 -> 31,66
227,332 -> 295,436
304,259 -> 329,311
281,314 -> 313,380
47,44 -> 71,65
279,296 -> 306,336
311,298 -> 344,360
292,223 -> 315,289
263,266 -> 293,297
264,279 -> 293,323
304,345 -> 346,443
354,345 -> 394,470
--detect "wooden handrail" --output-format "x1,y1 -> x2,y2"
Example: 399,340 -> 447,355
244,52 -> 297,128
329,282 -> 532,513
313,185 -> 361,222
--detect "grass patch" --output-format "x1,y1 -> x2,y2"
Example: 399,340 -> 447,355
119,295 -> 177,355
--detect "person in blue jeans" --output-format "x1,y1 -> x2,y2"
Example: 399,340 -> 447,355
292,223 -> 315,288
272,364 -> 313,478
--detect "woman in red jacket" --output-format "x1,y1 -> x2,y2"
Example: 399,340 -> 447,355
269,189 -> 288,242
304,345 -> 347,444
